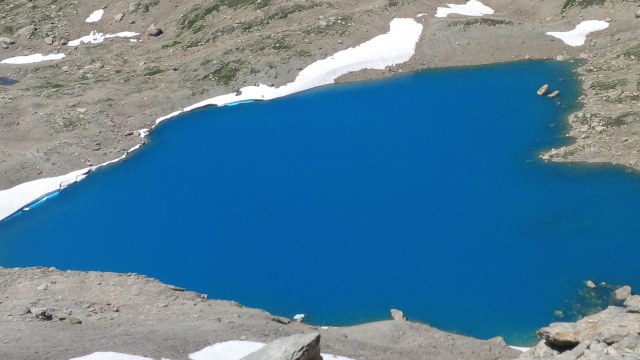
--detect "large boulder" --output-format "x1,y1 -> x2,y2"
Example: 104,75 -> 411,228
613,285 -> 632,301
240,333 -> 322,360
538,307 -> 640,346
624,295 -> 640,313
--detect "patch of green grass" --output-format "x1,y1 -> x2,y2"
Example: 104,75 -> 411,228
179,4 -> 220,33
561,0 -> 606,13
448,18 -> 513,30
387,0 -> 400,7
589,78 -> 627,91
143,66 -> 165,77
0,24 -> 14,35
618,47 -> 640,61
602,112 -> 637,127
141,0 -> 159,14
179,0 -> 279,33
240,2 -> 319,32
201,61 -> 243,86
271,38 -> 291,50
161,40 -> 182,49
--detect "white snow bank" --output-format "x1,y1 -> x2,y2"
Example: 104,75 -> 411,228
68,340 -> 355,360
0,53 -> 65,64
189,341 -> 355,360
545,20 -> 609,47
188,341 -> 265,360
435,0 -> 494,18
509,346 -> 531,352
70,352 -> 153,360
0,168 -> 91,221
181,18 -> 423,113
68,31 -> 140,46
85,9 -> 104,23
0,18 -> 422,222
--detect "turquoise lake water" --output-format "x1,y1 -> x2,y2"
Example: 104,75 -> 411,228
2,61 -> 640,345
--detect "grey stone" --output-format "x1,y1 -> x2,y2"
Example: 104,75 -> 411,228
623,295 -> 640,312
16,25 -> 36,39
614,285 -> 632,301
613,333 -> 640,351
44,36 -> 54,45
32,308 -> 53,321
240,333 -> 321,360
538,322 -> 580,346
114,13 -> 125,22
0,36 -> 15,45
537,307 -> 640,347
146,23 -> 163,37
635,9 -> 640,19
390,308 -> 407,321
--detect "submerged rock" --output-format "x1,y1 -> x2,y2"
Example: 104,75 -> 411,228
547,90 -> 559,98
537,84 -> 549,96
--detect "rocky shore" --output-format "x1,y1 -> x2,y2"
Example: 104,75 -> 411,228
2,267 -> 639,360
0,267 -> 520,360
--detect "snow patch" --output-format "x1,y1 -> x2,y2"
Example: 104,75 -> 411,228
189,341 -> 356,360
545,20 -> 609,47
70,352 -> 153,360
0,53 -> 65,64
509,346 -> 531,352
85,9 -> 104,23
188,341 -> 265,360
68,31 -> 140,46
0,168 -> 90,224
435,0 -> 494,17
68,341 -> 355,360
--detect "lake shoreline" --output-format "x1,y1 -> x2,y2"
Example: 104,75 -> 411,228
1,0 -> 640,359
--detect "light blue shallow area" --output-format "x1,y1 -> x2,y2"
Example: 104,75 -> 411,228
2,61 -> 640,345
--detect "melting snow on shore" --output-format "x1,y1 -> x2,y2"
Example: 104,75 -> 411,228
0,18 -> 422,222
70,340 -> 356,360
546,20 -> 609,47
0,53 -> 65,64
181,18 -> 423,113
85,9 -> 104,23
0,168 -> 91,221
435,0 -> 494,18
68,31 -> 140,46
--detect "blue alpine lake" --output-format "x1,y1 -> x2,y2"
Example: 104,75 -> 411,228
2,61 -> 640,345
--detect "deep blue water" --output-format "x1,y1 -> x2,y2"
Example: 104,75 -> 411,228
2,61 -> 640,345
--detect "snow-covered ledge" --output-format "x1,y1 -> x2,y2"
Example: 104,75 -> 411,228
435,0 -> 495,18
0,18 -> 423,222
546,20 -> 609,47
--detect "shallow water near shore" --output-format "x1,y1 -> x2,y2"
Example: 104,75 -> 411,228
2,61 -> 640,345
